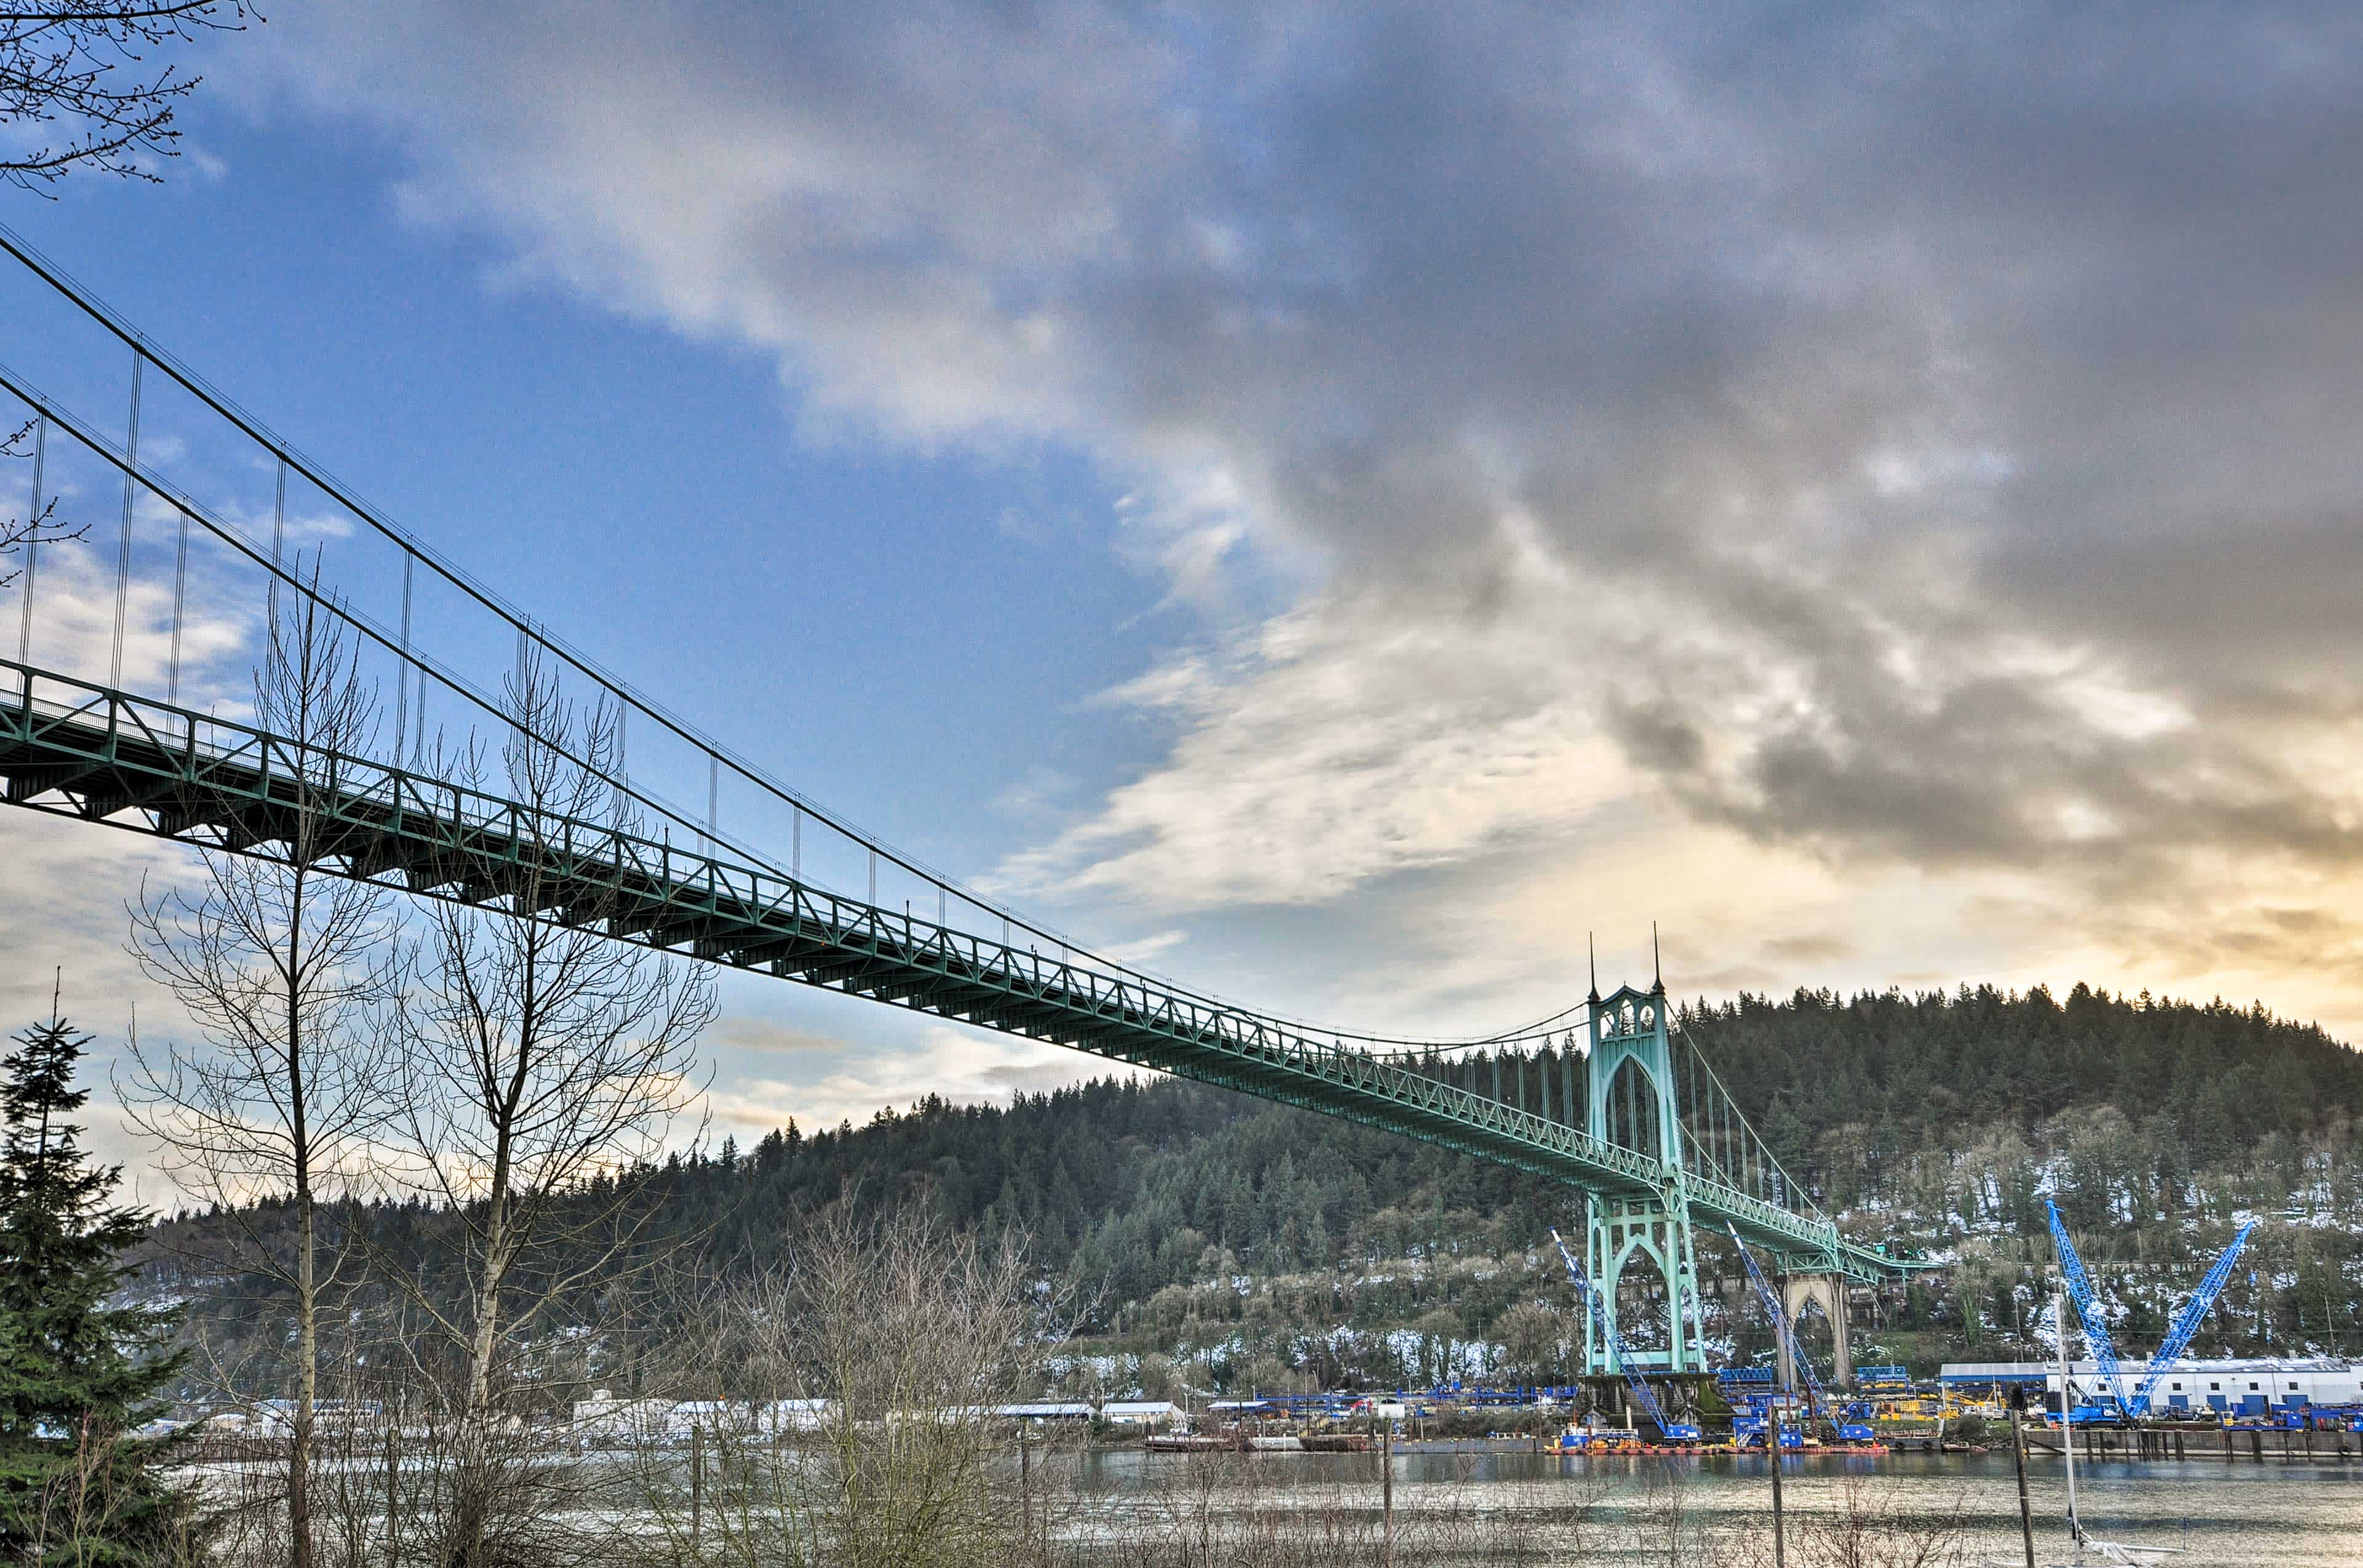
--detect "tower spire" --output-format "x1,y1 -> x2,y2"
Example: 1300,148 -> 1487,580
1588,932 -> 1599,1004
1652,922 -> 1664,995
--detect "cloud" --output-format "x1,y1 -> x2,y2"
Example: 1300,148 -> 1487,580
700,1022 -> 1137,1136
227,4 -> 2363,1034
707,1015 -> 860,1057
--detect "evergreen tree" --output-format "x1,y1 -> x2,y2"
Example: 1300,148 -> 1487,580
0,1010 -> 196,1565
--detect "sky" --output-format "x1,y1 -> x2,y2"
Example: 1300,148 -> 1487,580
6,2 -> 2363,1177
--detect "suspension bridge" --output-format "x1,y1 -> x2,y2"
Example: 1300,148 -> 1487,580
0,228 -> 1914,1375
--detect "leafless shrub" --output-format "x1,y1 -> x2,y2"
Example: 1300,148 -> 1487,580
617,1204 -> 1054,1567
1791,1473 -> 1968,1568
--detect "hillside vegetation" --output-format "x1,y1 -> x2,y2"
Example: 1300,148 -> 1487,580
146,984 -> 2363,1396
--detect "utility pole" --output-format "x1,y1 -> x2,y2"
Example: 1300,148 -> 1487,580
1767,1393 -> 1786,1568
1381,1422 -> 1395,1568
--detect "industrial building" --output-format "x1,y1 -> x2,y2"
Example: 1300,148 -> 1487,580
1939,1358 -> 2361,1417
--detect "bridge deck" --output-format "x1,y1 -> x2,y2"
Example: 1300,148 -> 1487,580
0,660 -> 1900,1280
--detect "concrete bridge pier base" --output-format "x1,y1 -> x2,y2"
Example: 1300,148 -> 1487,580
1776,1273 -> 1852,1390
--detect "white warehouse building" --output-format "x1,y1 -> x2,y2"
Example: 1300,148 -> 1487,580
1940,1358 -> 2362,1417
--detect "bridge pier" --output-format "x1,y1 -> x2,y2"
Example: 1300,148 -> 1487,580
1585,1200 -> 1703,1375
1775,1273 -> 1852,1390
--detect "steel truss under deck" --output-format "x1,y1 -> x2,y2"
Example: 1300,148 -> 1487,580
2,658 -> 1898,1281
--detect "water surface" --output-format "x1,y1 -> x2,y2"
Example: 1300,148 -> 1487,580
1073,1446 -> 2362,1564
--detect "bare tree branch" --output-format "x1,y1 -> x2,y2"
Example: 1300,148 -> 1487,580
1,417 -> 81,588
1,2 -> 254,190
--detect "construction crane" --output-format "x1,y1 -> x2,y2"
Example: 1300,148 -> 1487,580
1547,1228 -> 1701,1442
1725,1225 -> 1875,1444
2049,1201 -> 2260,1422
2045,1199 -> 2133,1420
2125,1219 -> 2258,1418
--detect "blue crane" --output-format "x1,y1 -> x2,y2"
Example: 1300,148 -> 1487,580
2125,1220 -> 2257,1418
1726,1226 -> 1876,1444
2045,1199 -> 2133,1420
1548,1228 -> 1701,1442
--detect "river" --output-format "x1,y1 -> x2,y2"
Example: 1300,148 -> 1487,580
1070,1446 -> 2363,1564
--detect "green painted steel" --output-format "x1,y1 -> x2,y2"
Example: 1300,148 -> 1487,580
1,658 -> 1906,1281
1585,983 -> 1709,1373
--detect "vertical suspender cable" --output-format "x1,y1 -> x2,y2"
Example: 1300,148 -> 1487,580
15,416 -> 44,678
166,508 -> 188,706
791,806 -> 801,881
268,458 -> 286,636
110,352 -> 142,691
868,848 -> 877,906
612,702 -> 631,827
1721,1086 -> 1732,1188
395,553 -> 412,752
1682,1043 -> 1695,1172
706,754 -> 719,855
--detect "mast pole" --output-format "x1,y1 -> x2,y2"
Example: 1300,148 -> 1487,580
2057,1290 -> 2081,1546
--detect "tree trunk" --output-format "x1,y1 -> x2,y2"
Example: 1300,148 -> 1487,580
452,1201 -> 510,1567
287,893 -> 314,1568
290,1193 -> 315,1568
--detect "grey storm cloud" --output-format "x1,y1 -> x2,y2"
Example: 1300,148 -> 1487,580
242,0 -> 2363,913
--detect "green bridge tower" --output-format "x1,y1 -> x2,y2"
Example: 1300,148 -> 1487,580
1583,969 -> 1706,1375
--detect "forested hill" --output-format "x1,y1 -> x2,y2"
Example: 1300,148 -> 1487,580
1692,983 -> 2363,1172
148,985 -> 2363,1385
607,983 -> 2362,1276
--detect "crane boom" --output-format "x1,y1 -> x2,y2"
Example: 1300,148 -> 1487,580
2127,1219 -> 2257,1417
1548,1229 -> 1699,1441
2046,1199 -> 2130,1418
1725,1225 -> 1829,1418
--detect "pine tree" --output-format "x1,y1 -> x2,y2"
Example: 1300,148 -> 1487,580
0,1010 -> 198,1565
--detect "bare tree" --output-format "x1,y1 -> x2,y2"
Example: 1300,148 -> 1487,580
388,649 -> 714,1567
123,572 -> 401,1568
2,2 -> 254,190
